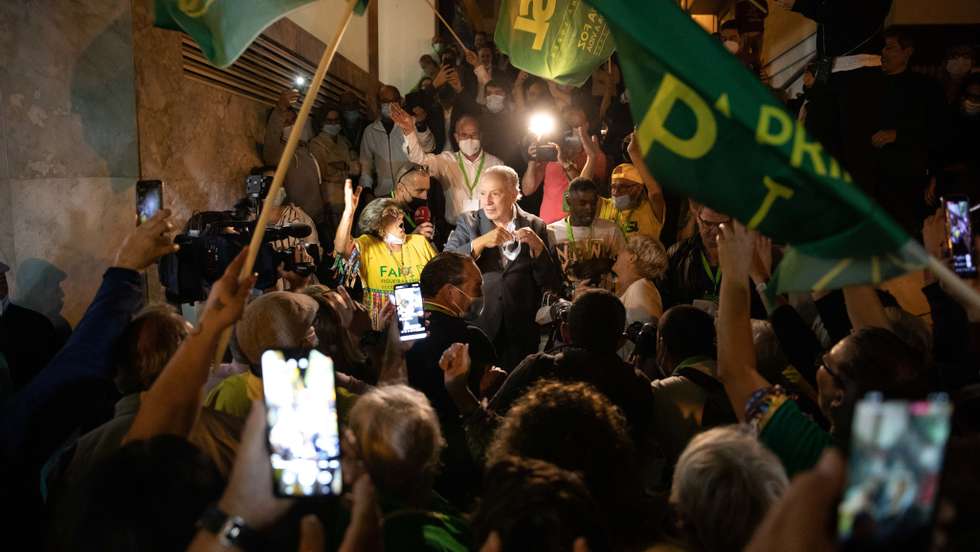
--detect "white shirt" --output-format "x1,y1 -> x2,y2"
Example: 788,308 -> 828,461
620,278 -> 663,324
360,120 -> 435,196
403,131 -> 503,224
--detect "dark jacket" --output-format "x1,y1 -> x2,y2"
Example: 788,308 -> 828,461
792,0 -> 892,58
659,235 -> 768,319
0,302 -> 59,392
444,207 -> 562,369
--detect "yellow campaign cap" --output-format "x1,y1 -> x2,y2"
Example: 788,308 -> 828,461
611,163 -> 642,185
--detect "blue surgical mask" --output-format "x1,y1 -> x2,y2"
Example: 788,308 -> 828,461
322,123 -> 342,136
342,110 -> 360,126
450,285 -> 484,321
380,103 -> 393,120
613,193 -> 636,210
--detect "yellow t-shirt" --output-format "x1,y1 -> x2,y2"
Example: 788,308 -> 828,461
354,233 -> 436,328
597,195 -> 665,240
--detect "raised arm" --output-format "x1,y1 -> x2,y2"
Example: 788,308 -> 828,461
521,147 -> 548,195
1,210 -> 178,458
716,222 -> 770,421
511,71 -> 529,113
626,132 -> 664,213
333,179 -> 363,259
842,285 -> 890,331
390,103 -> 444,170
124,249 -> 256,442
579,126 -> 600,181
262,90 -> 298,165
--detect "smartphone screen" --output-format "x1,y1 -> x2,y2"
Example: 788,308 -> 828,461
943,195 -> 977,278
838,393 -> 953,547
262,349 -> 342,497
393,282 -> 427,342
136,180 -> 163,225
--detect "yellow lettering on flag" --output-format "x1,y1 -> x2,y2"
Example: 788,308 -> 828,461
755,105 -> 793,147
638,73 -> 717,160
748,176 -> 794,229
715,93 -> 731,118
514,0 -> 557,50
790,121 -> 827,176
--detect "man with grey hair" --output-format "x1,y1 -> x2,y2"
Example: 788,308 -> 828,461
671,425 -> 789,552
445,166 -> 561,370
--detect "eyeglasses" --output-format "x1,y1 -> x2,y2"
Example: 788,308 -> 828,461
697,215 -> 732,229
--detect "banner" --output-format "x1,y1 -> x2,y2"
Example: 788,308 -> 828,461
588,0 -> 922,292
494,0 -> 615,87
155,0 -> 369,68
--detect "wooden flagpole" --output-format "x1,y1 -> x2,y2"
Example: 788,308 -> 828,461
423,0 -> 468,51
212,0 -> 360,366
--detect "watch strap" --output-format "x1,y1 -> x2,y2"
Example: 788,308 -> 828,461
197,505 -> 261,551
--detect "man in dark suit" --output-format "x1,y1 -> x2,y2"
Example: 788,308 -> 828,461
0,261 -> 59,393
444,165 -> 561,370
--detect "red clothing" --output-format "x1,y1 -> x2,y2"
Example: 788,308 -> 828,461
539,151 -> 607,224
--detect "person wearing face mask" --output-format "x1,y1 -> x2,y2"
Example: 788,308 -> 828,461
334,180 -> 436,329
872,28 -> 949,235
338,90 -> 367,147
941,45 -> 976,106
941,74 -> 980,202
404,251 -> 500,506
359,85 -> 434,200
310,109 -> 359,247
391,162 -> 450,250
524,110 -> 607,224
478,81 -> 526,177
444,166 -> 562,371
594,133 -> 665,241
262,89 -> 325,231
391,106 -> 504,226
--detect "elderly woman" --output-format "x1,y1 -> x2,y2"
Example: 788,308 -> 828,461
655,426 -> 788,552
334,179 -> 436,328
612,234 -> 668,323
343,384 -> 471,549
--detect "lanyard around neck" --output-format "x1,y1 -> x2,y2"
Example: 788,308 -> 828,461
564,217 -> 594,246
700,250 -> 721,293
457,152 -> 485,196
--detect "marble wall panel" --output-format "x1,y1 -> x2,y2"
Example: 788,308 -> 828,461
0,0 -> 138,326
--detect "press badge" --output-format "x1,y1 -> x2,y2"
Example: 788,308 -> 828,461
463,198 -> 480,213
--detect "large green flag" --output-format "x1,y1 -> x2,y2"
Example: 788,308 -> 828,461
586,0 -> 924,293
155,0 -> 369,68
494,0 -> 615,87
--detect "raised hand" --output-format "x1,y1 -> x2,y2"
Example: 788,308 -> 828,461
433,65 -> 450,89
389,103 -> 416,135
463,48 -> 479,67
439,342 -> 471,396
717,221 -> 754,282
343,178 -> 363,213
277,89 -> 300,110
198,247 -> 256,333
479,226 -> 515,250
113,209 -> 179,271
579,126 -> 600,159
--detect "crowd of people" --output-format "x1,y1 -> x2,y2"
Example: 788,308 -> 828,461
2,1 -> 980,551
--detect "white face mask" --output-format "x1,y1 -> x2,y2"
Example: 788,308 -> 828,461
384,232 -> 405,245
458,138 -> 482,157
724,40 -> 740,54
947,57 -> 973,77
485,95 -> 506,114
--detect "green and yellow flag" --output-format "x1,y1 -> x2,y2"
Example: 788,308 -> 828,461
155,0 -> 369,68
585,0 -> 924,293
494,0 -> 615,87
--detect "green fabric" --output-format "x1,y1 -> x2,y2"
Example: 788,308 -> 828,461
205,372 -> 252,418
758,400 -> 834,477
154,0 -> 369,68
494,0 -> 615,87
329,492 -> 472,552
586,0 -> 924,294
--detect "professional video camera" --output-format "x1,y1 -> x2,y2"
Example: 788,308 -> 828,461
158,175 -> 319,303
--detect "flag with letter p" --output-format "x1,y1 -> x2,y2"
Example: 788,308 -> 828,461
589,0 -> 925,293
494,0 -> 615,87
155,0 -> 369,68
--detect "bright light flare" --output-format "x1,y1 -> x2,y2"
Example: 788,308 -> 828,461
528,111 -> 556,140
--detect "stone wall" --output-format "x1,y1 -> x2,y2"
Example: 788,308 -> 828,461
0,0 -> 139,331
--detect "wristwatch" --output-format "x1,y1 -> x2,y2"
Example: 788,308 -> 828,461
197,505 -> 261,550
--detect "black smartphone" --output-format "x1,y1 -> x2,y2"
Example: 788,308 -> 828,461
837,392 -> 953,548
393,282 -> 427,342
532,143 -> 559,162
943,195 -> 977,278
136,179 -> 163,225
262,349 -> 342,497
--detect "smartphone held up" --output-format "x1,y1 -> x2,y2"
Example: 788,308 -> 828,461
136,179 -> 163,225
261,349 -> 342,497
942,195 -> 977,278
394,282 -> 427,342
